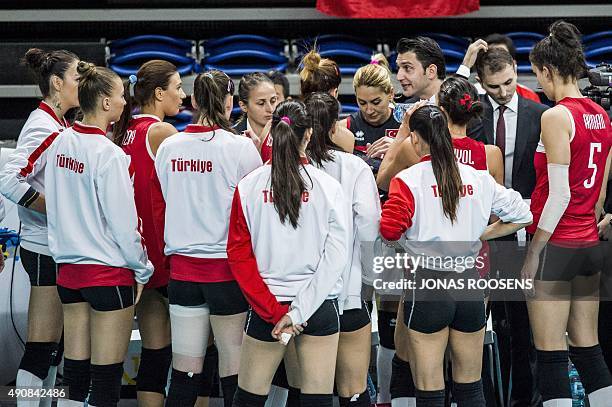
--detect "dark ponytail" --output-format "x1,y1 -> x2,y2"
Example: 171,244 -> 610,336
23,48 -> 78,98
270,100 -> 313,228
530,20 -> 587,81
409,105 -> 462,223
438,75 -> 483,126
304,92 -> 341,166
76,61 -> 119,116
193,70 -> 235,136
113,60 -> 179,145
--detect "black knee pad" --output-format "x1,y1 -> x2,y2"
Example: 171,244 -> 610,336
536,350 -> 572,401
569,345 -> 612,393
136,346 -> 171,394
377,310 -> 397,350
452,380 -> 485,407
51,336 -> 63,367
338,390 -> 370,406
62,358 -> 90,402
89,362 -> 124,407
199,344 -> 219,397
415,389 -> 445,407
287,386 -> 300,407
232,386 -> 267,407
299,393 -> 333,407
166,368 -> 202,407
18,342 -> 57,380
221,374 -> 238,407
390,354 -> 415,399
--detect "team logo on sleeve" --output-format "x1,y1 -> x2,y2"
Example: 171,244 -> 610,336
386,129 -> 399,138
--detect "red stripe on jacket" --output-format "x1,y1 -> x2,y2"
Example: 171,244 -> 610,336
19,132 -> 60,177
227,187 -> 289,324
380,177 -> 415,241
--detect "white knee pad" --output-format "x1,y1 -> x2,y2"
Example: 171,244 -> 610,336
169,304 -> 211,358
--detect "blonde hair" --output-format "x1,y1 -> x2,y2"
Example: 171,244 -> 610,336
299,49 -> 341,97
353,53 -> 393,95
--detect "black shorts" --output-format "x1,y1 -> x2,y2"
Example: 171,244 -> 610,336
403,268 -> 486,334
339,301 -> 371,333
57,285 -> 135,312
153,285 -> 168,298
535,242 -> 603,282
245,299 -> 340,342
167,279 -> 248,316
20,247 -> 58,286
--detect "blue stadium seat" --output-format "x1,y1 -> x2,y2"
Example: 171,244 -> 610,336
583,31 -> 612,67
165,109 -> 193,132
109,35 -> 197,77
506,32 -> 545,73
203,35 -> 288,76
296,35 -> 377,76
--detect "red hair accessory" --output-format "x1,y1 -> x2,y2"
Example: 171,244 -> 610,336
370,59 -> 380,65
459,93 -> 473,109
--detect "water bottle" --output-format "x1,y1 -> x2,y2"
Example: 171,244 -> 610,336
392,103 -> 415,123
569,360 -> 586,406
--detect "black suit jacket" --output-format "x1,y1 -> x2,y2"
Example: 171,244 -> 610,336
479,95 -> 548,199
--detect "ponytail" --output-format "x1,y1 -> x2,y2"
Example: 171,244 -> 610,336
113,75 -> 136,145
304,92 -> 340,166
409,105 -> 462,223
270,100 -> 312,228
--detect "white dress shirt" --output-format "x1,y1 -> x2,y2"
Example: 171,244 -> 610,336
490,92 -> 518,188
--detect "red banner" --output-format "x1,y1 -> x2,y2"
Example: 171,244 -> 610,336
316,0 -> 479,19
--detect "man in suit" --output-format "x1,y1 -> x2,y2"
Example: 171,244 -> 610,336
474,47 -> 547,407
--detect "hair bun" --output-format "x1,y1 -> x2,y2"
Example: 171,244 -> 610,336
301,50 -> 321,73
370,53 -> 391,71
77,61 -> 96,80
24,48 -> 48,72
549,20 -> 582,49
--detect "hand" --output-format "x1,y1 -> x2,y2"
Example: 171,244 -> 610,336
396,100 -> 428,140
272,314 -> 306,340
597,214 -> 611,240
243,130 -> 262,150
520,253 -> 539,297
462,39 -> 488,69
366,136 -> 394,159
134,283 -> 145,304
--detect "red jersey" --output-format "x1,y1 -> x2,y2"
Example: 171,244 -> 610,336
122,114 -> 169,288
260,132 -> 273,163
528,98 -> 612,242
452,137 -> 488,171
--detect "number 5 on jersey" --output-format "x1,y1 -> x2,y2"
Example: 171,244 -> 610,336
584,142 -> 602,189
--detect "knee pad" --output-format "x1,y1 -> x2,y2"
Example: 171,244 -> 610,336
415,389 -> 445,407
338,390 -> 370,406
569,345 -> 612,394
166,368 -> 202,407
287,386 -> 300,407
89,362 -> 123,407
18,342 -> 57,380
452,380 -> 485,407
299,393 -> 333,407
390,355 -> 415,399
232,386 -> 267,407
62,358 -> 90,402
536,350 -> 572,402
52,336 -> 64,367
199,344 -> 219,397
136,345 -> 172,394
377,311 -> 397,349
221,374 -> 238,407
169,304 -> 210,358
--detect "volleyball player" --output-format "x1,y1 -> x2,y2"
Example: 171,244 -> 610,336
305,92 -> 381,406
151,70 -> 262,407
112,60 -> 185,406
521,21 -> 612,407
227,99 -> 349,407
0,48 -> 79,407
43,61 -> 153,407
333,54 -> 399,406
380,104 -> 531,407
